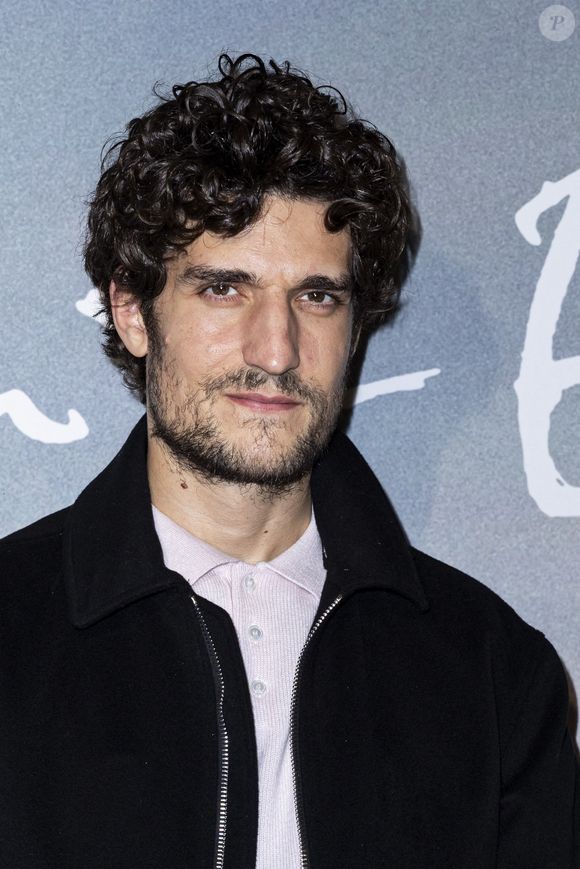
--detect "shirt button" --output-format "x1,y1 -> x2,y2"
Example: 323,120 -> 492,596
251,679 -> 267,697
244,574 -> 256,591
248,624 -> 263,641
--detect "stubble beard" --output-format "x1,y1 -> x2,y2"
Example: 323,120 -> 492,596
146,319 -> 347,496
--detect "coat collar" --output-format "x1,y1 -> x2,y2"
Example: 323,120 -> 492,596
64,415 -> 428,628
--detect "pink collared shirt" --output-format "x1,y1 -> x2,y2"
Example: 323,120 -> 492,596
152,505 -> 326,869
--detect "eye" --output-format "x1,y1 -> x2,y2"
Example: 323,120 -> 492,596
299,290 -> 338,307
202,283 -> 240,300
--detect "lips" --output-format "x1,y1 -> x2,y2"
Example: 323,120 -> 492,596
225,392 -> 302,412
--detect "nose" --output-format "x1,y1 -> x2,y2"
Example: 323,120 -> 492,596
241,295 -> 300,375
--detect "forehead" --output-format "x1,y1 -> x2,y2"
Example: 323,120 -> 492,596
173,196 -> 351,282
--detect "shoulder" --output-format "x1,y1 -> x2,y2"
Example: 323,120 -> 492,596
410,546 -> 566,698
411,546 -> 544,641
0,507 -> 70,598
413,547 -> 530,618
1,506 -> 69,555
409,549 -> 571,754
1,507 -> 69,546
0,509 -> 74,696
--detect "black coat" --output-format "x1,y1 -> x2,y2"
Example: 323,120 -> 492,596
0,416 -> 578,868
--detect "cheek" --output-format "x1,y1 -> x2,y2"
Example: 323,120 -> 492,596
166,320 -> 243,376
301,320 -> 352,384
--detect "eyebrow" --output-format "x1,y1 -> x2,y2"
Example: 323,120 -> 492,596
175,264 -> 352,296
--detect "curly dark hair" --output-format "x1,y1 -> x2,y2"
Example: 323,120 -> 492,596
84,53 -> 411,404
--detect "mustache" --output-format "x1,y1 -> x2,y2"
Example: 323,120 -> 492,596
201,368 -> 326,406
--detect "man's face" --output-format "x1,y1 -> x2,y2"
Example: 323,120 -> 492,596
146,195 -> 353,492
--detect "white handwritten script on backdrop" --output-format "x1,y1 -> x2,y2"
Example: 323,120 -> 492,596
515,167 -> 580,518
0,287 -> 440,443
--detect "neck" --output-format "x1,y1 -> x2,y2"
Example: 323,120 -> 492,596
147,431 -> 313,563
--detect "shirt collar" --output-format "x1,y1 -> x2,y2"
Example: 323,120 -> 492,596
152,505 -> 326,601
267,511 -> 326,599
151,504 -> 236,583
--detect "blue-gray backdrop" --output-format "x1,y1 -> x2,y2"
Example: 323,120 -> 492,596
1,0 -> 578,729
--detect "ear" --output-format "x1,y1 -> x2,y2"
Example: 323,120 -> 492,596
109,279 -> 149,358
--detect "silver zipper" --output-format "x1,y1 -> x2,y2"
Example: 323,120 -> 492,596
191,594 -> 229,869
290,594 -> 344,869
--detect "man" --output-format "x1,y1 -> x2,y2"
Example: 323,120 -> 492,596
0,54 -> 577,869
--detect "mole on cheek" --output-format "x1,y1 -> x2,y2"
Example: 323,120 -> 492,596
180,480 -> 188,489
